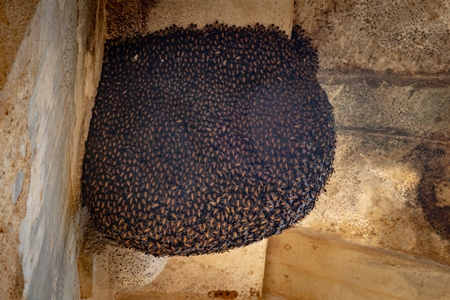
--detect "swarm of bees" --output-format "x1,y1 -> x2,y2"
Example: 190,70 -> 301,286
82,23 -> 336,256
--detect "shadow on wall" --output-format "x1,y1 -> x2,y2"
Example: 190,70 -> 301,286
407,144 -> 450,241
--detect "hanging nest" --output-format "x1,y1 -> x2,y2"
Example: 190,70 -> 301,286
82,23 -> 336,256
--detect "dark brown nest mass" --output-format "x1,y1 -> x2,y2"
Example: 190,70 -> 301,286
82,23 -> 336,256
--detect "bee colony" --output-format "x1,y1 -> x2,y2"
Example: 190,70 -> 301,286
82,22 -> 336,256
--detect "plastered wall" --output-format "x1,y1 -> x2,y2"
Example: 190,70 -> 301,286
262,1 -> 450,299
102,1 -> 450,299
294,0 -> 450,265
0,0 -> 105,298
2,0 -> 449,299
264,229 -> 450,300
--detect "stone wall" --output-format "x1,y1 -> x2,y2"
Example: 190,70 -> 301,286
0,0 -> 105,298
2,0 -> 449,299
263,1 -> 450,299
106,1 -> 450,299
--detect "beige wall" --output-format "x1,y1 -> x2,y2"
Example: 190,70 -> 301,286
262,1 -> 450,299
2,0 -> 449,299
97,0 -> 450,299
0,0 -> 105,298
264,229 -> 450,300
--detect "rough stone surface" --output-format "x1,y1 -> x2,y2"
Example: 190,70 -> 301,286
263,229 -> 450,300
262,79 -> 450,298
0,2 -> 39,297
116,240 -> 267,300
105,0 -> 294,40
145,0 -> 294,39
78,214 -> 168,296
295,0 -> 450,74
3,0 -> 450,298
106,0 -> 158,39
300,132 -> 450,265
101,0 -> 450,299
0,0 -> 39,89
106,246 -> 168,291
0,0 -> 105,299
323,80 -> 450,141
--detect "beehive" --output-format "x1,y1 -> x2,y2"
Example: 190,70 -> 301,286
82,23 -> 336,256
